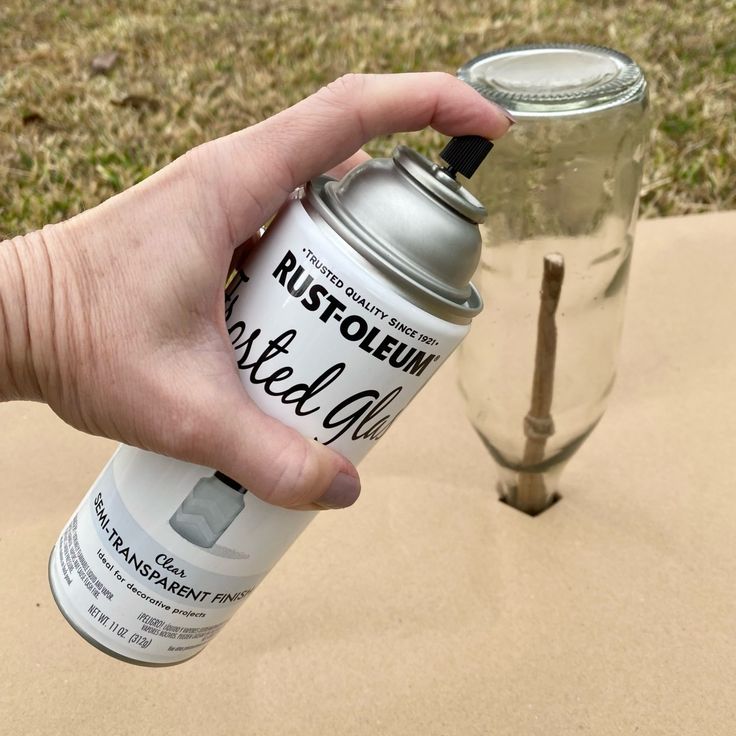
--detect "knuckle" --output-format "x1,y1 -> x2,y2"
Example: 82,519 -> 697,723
315,73 -> 369,140
319,73 -> 366,107
432,71 -> 456,85
262,435 -> 322,508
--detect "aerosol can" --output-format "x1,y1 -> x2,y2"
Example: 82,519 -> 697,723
49,135 -> 493,665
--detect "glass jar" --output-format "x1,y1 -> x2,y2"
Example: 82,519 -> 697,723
457,45 -> 649,514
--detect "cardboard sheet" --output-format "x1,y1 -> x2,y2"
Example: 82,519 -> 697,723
2,212 -> 735,735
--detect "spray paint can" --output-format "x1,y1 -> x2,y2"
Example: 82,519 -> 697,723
48,135 -> 493,665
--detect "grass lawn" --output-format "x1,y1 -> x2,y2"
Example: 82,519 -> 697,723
1,0 -> 734,238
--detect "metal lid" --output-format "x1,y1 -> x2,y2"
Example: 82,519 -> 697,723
459,44 -> 646,117
306,144 -> 487,323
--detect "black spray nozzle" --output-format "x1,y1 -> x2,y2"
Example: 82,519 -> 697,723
439,135 -> 493,180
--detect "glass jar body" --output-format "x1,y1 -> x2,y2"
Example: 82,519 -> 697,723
459,95 -> 649,512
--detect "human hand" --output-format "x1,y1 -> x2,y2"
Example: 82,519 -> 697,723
0,73 -> 511,510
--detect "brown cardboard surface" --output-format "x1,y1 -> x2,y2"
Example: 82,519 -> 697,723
2,211 -> 736,735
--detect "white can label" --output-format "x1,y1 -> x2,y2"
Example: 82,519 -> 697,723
50,199 -> 470,664
224,200 -> 469,460
51,462 -> 264,662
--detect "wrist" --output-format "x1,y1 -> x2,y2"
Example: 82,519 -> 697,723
0,229 -> 57,402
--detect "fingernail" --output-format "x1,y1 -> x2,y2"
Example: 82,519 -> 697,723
501,107 -> 517,126
315,472 -> 361,509
491,101 -> 517,126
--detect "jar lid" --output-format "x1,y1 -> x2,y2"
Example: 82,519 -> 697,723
459,44 -> 646,116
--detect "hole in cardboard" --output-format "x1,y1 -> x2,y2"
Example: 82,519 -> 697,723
499,492 -> 562,517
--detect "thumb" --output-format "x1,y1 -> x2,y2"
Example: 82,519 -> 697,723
168,374 -> 360,511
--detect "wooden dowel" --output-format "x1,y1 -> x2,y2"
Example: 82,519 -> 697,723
515,253 -> 565,514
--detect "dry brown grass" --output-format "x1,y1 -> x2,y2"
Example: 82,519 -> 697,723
1,0 -> 734,238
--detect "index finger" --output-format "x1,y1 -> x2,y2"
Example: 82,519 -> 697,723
200,72 -> 511,244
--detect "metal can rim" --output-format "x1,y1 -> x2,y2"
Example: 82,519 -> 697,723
304,182 -> 482,325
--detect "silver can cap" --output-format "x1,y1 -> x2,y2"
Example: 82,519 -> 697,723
459,44 -> 646,117
306,141 -> 489,324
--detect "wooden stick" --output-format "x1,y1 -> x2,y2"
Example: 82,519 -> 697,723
515,253 -> 565,514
